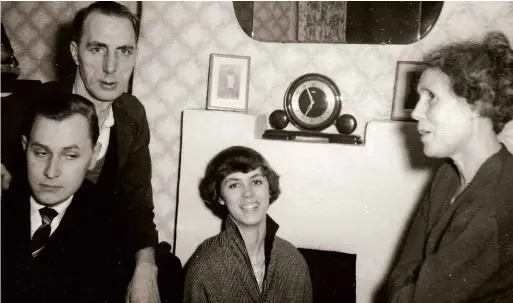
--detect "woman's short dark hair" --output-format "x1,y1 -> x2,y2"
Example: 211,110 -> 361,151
23,92 -> 99,145
424,31 -> 513,133
199,146 -> 281,218
72,1 -> 140,43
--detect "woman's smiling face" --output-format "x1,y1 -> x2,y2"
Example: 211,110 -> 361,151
411,67 -> 475,159
219,167 -> 270,229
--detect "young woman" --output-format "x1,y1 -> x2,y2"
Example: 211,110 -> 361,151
183,146 -> 313,303
387,32 -> 513,302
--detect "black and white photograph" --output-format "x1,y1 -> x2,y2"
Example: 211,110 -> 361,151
217,65 -> 240,100
2,1 -> 513,303
207,53 -> 250,112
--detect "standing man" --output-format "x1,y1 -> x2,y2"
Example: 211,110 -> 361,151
1,2 -> 182,302
69,2 -> 161,301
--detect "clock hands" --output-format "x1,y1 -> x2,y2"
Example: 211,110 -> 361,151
304,104 -> 313,117
284,74 -> 341,132
304,87 -> 315,117
306,86 -> 314,102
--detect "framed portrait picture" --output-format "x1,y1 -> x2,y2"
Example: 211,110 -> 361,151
391,61 -> 427,121
207,53 -> 251,113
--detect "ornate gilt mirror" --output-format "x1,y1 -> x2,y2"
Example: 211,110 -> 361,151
233,1 -> 444,44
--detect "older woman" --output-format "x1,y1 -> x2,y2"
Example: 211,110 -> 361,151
183,146 -> 313,303
387,32 -> 513,302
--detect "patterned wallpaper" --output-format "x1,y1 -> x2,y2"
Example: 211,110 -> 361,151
253,1 -> 296,42
2,1 -> 513,246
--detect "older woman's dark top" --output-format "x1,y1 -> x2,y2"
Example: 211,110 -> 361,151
388,146 -> 513,302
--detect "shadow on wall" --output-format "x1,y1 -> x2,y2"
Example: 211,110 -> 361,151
54,21 -> 77,82
371,123 -> 443,303
399,122 -> 442,170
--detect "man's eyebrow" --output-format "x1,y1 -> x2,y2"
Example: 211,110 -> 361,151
86,41 -> 108,48
30,142 -> 80,151
86,41 -> 135,50
118,45 -> 135,51
62,145 -> 80,151
30,142 -> 49,150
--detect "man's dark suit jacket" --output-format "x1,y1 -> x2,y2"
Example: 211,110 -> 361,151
1,81 -> 184,302
1,180 -> 118,303
2,80 -> 158,254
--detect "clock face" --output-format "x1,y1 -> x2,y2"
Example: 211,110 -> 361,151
284,74 -> 342,131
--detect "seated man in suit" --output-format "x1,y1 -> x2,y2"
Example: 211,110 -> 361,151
1,92 -> 119,303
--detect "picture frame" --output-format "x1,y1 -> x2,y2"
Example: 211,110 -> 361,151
391,61 -> 427,121
207,53 -> 251,113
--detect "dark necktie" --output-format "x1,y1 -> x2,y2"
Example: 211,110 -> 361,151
31,207 -> 58,258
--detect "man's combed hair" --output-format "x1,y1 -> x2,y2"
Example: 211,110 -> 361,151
424,31 -> 513,133
199,146 -> 281,218
72,1 -> 140,43
23,92 -> 100,144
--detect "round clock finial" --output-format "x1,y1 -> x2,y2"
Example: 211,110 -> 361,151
269,110 -> 289,130
335,114 -> 357,135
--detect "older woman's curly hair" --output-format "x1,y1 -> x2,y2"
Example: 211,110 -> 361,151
424,31 -> 513,133
199,146 -> 281,218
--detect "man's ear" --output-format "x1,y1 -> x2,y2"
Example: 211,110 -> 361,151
70,41 -> 79,66
88,142 -> 102,170
21,135 -> 28,152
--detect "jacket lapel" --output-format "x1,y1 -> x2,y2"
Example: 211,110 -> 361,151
2,183 -> 32,260
38,182 -> 97,260
96,125 -> 120,193
112,98 -> 134,169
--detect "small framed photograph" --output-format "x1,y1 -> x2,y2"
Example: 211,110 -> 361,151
391,61 -> 427,121
207,53 -> 251,113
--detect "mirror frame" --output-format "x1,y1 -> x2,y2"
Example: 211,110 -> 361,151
233,1 -> 444,45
